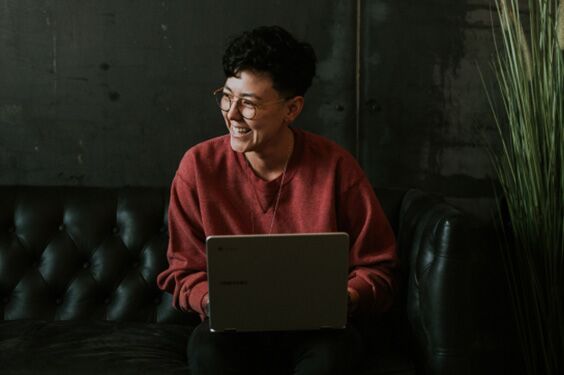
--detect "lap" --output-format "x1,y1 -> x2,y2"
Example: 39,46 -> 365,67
188,320 -> 364,375
284,325 -> 364,375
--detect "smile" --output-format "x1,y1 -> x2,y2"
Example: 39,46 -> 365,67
231,125 -> 251,135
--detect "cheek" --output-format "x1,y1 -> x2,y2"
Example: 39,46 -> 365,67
249,114 -> 283,132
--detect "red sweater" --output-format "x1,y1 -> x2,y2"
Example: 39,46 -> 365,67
157,128 -> 398,318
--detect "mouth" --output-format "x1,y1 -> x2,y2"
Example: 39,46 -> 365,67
230,125 -> 252,136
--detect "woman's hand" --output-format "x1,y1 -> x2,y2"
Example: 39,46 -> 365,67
347,287 -> 359,315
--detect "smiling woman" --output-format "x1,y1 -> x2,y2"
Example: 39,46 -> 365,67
218,70 -> 302,181
157,25 -> 398,375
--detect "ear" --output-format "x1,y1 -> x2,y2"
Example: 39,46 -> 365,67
284,96 -> 305,124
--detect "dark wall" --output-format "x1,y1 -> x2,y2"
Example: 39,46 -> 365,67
0,0 -> 500,218
359,0 -> 500,218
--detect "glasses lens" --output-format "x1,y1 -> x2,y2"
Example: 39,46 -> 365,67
215,92 -> 230,111
214,91 -> 256,119
240,105 -> 255,120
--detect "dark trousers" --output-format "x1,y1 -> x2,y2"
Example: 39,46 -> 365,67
187,319 -> 364,375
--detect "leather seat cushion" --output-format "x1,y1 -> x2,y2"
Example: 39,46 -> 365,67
0,320 -> 194,375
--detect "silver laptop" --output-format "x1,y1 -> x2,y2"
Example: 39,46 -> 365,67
206,232 -> 349,333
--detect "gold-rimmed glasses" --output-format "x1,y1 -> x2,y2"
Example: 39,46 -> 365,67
212,87 -> 289,120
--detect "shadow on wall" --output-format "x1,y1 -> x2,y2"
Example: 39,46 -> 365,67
360,0 -> 498,210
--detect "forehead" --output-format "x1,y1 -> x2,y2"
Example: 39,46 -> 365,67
224,70 -> 277,98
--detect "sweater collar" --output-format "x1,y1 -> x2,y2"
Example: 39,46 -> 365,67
235,127 -> 304,213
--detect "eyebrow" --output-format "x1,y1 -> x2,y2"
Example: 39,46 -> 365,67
223,86 -> 263,100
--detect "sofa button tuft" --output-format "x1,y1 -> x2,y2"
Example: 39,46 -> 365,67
83,261 -> 90,269
58,224 -> 65,231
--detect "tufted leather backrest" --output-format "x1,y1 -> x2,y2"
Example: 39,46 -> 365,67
0,187 -> 195,324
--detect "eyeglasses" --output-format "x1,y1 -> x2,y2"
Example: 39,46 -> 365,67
213,87 -> 288,120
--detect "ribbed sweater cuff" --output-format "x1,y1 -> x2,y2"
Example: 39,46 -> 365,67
188,282 -> 209,315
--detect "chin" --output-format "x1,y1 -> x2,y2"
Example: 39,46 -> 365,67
229,138 -> 250,154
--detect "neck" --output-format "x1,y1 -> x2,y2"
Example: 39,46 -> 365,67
245,128 -> 294,181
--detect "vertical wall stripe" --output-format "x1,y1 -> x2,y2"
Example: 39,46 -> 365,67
355,0 -> 362,160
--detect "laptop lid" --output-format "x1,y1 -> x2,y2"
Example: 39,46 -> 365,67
206,232 -> 349,333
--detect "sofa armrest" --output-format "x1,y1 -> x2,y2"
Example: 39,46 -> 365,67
398,189 -> 482,374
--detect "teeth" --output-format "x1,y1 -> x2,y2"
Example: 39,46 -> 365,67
232,126 -> 251,134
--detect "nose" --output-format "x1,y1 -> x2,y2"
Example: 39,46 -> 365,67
226,99 -> 243,121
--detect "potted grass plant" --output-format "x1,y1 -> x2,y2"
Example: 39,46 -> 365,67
485,0 -> 564,373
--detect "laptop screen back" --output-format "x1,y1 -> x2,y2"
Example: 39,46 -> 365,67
206,232 -> 349,332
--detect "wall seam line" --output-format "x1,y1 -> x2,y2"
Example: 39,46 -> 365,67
355,0 -> 362,161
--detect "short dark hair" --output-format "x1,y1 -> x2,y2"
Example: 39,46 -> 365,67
222,25 -> 317,97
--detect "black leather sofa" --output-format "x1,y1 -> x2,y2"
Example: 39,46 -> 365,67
0,186 -> 511,374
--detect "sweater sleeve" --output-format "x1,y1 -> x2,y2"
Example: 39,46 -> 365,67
339,177 -> 398,316
156,157 -> 209,318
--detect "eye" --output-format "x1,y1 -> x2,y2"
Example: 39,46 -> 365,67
240,99 -> 257,108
